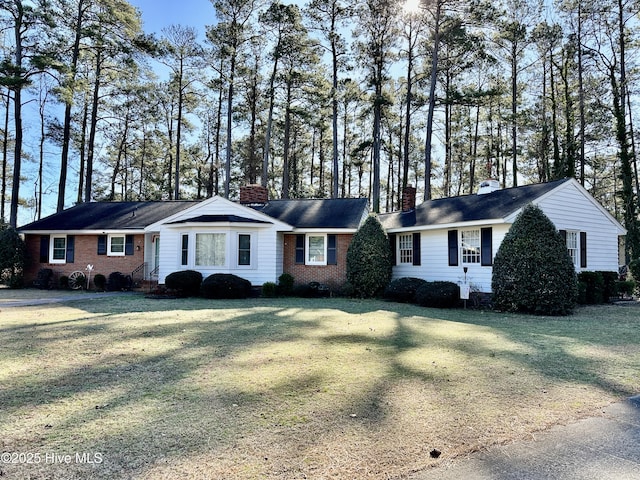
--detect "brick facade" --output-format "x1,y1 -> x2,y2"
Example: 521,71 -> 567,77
282,233 -> 353,288
24,234 -> 145,288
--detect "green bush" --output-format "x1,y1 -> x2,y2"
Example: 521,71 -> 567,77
577,271 -> 605,304
491,204 -> 577,315
107,272 -> 132,291
200,273 -> 252,299
165,269 -> 203,297
346,215 -> 393,298
278,273 -> 295,296
262,281 -> 278,297
415,281 -> 460,308
616,280 -> 635,297
384,277 -> 428,303
59,275 -> 70,289
93,273 -> 106,291
600,271 -> 619,301
629,258 -> 640,284
0,223 -> 27,289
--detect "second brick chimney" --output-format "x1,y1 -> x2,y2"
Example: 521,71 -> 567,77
240,184 -> 269,205
401,185 -> 417,212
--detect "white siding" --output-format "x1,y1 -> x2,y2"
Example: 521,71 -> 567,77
391,181 -> 624,293
534,182 -> 622,272
392,224 -> 509,293
155,197 -> 290,286
158,226 -> 281,285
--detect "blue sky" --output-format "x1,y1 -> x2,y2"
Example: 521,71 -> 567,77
128,0 -> 215,39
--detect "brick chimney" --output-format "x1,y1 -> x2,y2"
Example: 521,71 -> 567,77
401,185 -> 417,212
240,184 -> 269,205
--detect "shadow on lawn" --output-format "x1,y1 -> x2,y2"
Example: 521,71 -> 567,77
1,297 -> 638,479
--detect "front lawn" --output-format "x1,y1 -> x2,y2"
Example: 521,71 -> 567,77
0,294 -> 638,479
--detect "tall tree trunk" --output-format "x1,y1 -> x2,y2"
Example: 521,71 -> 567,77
577,2 -> 585,185
9,1 -> 24,228
77,92 -> 89,204
262,52 -> 279,188
174,58 -> 184,199
282,82 -> 292,199
1,89 -> 10,222
58,0 -> 86,212
424,0 -> 441,201
403,16 -> 414,193
84,48 -> 102,203
224,53 -> 235,198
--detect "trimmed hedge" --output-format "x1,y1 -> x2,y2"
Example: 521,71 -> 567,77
578,271 -> 625,304
278,273 -> 295,296
262,282 -> 278,298
346,215 -> 393,298
415,281 -> 460,308
93,274 -> 106,291
200,273 -> 252,299
107,272 -> 132,291
383,277 -> 428,303
492,204 -> 577,315
165,269 -> 203,297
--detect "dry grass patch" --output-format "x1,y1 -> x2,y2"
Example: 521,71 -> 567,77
0,294 -> 638,479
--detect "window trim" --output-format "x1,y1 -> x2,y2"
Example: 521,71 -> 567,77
50,235 -> 67,264
107,234 -> 126,257
397,233 -> 414,264
195,232 -> 227,267
237,233 -> 253,268
461,229 -> 481,264
306,234 -> 327,266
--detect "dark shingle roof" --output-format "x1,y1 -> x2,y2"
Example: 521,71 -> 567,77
379,179 -> 569,230
253,198 -> 369,229
19,201 -> 200,231
168,214 -> 270,225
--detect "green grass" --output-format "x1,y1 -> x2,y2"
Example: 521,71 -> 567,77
0,293 -> 639,479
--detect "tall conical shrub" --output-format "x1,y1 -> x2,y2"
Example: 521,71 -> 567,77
346,215 -> 393,298
492,204 -> 577,315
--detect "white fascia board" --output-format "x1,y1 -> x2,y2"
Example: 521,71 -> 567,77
164,221 -> 275,229
292,228 -> 359,234
20,229 -> 146,235
385,219 -> 507,234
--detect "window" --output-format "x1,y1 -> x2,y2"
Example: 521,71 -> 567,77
566,231 -> 578,266
398,234 -> 413,264
108,235 -> 125,256
195,233 -> 226,266
461,229 -> 481,264
181,234 -> 188,266
307,235 -> 326,265
295,234 -> 337,266
50,236 -> 67,264
238,234 -> 251,266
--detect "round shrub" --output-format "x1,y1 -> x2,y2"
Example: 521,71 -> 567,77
262,281 -> 278,298
384,277 -> 428,303
492,204 -> 577,315
278,273 -> 294,296
165,269 -> 203,297
577,271 -> 605,304
200,273 -> 252,299
346,215 -> 393,298
107,272 -> 132,291
93,273 -> 106,291
59,275 -> 70,289
415,281 -> 460,308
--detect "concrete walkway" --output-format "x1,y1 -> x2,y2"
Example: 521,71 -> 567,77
412,395 -> 640,480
